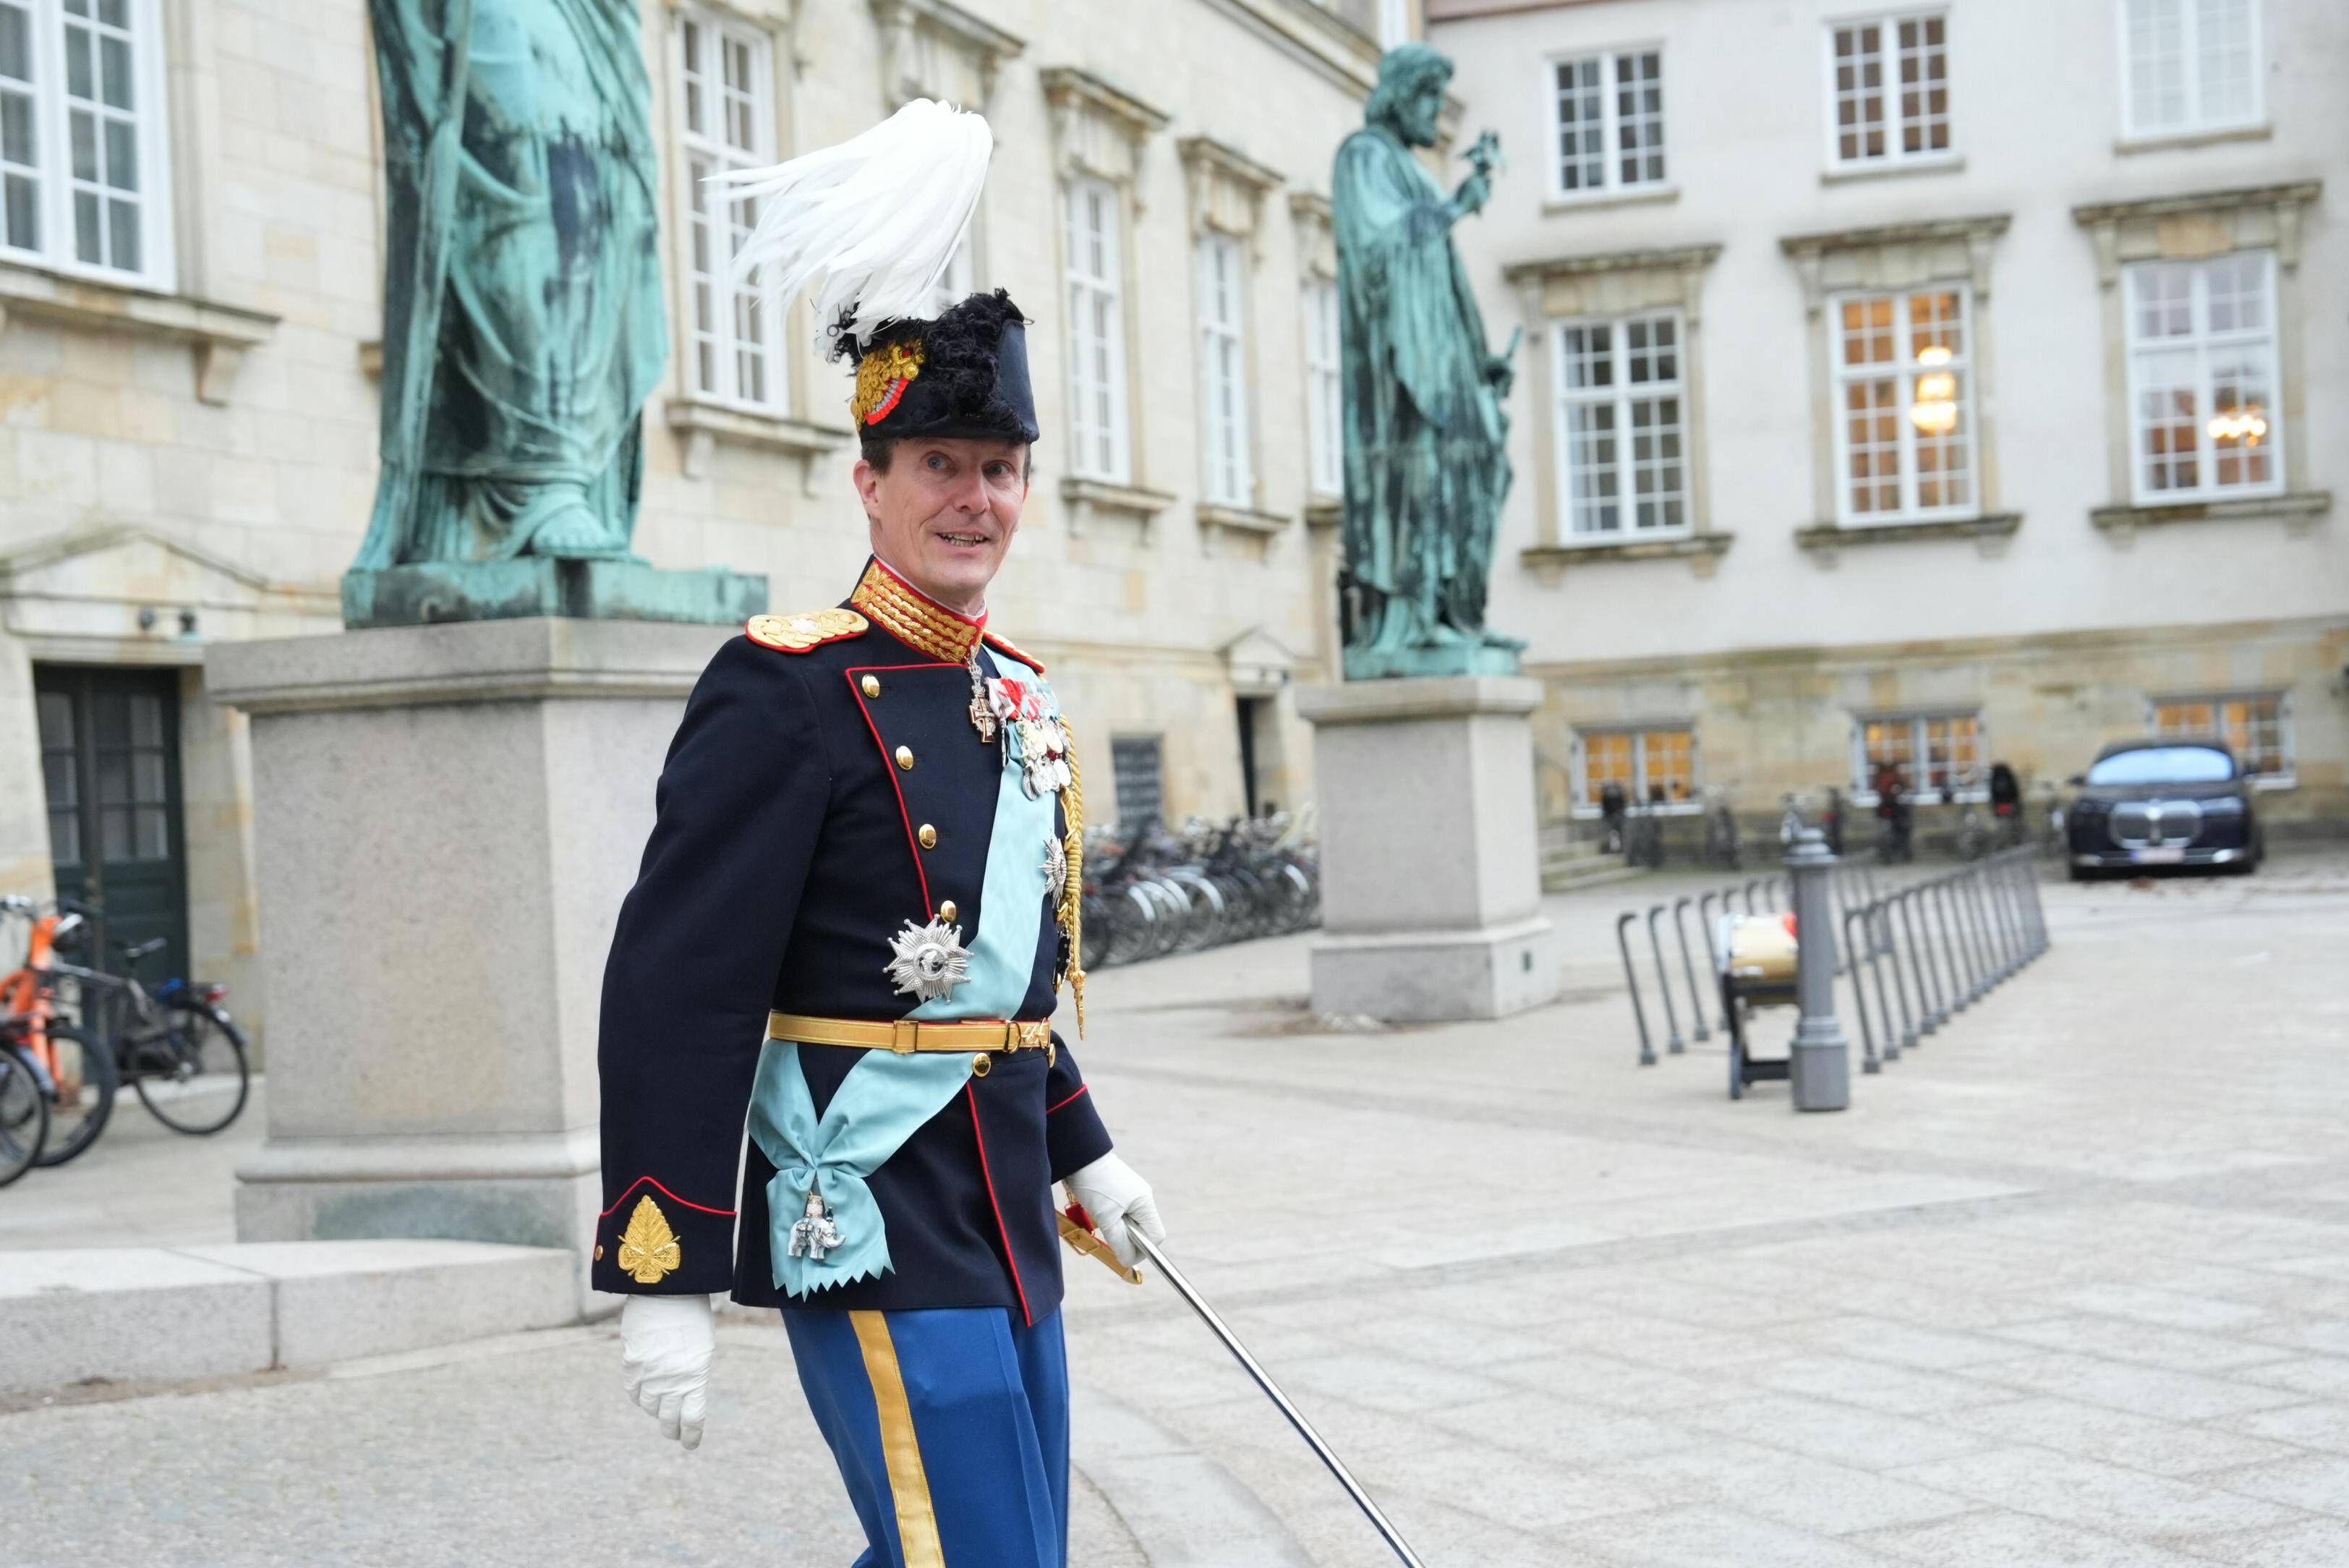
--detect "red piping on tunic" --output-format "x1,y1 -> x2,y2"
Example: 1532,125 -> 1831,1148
1045,1084 -> 1090,1115
600,1175 -> 736,1219
966,1083 -> 1035,1328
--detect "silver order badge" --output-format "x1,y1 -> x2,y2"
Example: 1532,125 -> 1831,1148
884,915 -> 971,1002
787,1190 -> 846,1262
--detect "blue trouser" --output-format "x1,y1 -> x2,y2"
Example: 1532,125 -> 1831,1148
784,1306 -> 1070,1568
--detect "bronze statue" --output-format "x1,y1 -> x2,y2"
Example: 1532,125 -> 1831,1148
351,1 -> 756,627
1334,43 -> 1521,678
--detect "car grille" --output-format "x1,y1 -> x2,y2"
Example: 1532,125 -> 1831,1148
2110,799 -> 2202,849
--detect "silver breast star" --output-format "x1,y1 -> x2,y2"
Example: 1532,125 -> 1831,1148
884,916 -> 971,1002
1042,834 -> 1068,906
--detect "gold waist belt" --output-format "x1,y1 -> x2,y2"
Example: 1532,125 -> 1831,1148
768,1013 -> 1054,1055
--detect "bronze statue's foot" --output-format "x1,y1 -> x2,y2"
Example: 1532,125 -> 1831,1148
528,503 -> 631,560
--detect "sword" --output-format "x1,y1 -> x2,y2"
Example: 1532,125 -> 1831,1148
1073,1214 -> 1429,1568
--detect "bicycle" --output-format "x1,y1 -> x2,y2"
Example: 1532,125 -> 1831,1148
69,936 -> 252,1137
1955,804 -> 1991,861
0,1013 -> 51,1185
0,895 -> 116,1167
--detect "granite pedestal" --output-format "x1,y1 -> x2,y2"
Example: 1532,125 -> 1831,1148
205,618 -> 733,1308
1295,676 -> 1559,1022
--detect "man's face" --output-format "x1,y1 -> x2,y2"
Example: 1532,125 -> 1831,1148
855,438 -> 1030,615
1397,77 -> 1446,147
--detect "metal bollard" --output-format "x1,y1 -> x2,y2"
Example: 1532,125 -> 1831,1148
1671,898 -> 1711,1043
1616,911 -> 1655,1067
1742,878 -> 1761,914
1645,905 -> 1685,1055
1786,827 -> 1851,1112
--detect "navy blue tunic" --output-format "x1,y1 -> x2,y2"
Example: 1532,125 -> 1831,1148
593,566 -> 1112,1322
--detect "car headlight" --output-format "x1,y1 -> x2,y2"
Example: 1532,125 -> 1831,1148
2200,796 -> 2244,814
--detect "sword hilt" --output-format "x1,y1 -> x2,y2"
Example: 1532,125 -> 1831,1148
1057,1204 -> 1143,1284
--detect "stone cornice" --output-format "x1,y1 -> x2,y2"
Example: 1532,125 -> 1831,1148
1039,66 -> 1171,142
1504,243 -> 1723,285
1778,213 -> 2012,259
871,0 -> 1026,107
2070,181 -> 2320,230
1179,135 -> 1286,243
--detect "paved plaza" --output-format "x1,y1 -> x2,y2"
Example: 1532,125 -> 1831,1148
5,853 -> 2348,1566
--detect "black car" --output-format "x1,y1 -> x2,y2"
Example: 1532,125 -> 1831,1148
2066,738 -> 2264,879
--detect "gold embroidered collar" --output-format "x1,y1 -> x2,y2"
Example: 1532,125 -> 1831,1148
850,558 -> 986,665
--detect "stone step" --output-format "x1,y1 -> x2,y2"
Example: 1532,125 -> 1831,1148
1542,861 -> 1646,894
0,1239 -> 576,1397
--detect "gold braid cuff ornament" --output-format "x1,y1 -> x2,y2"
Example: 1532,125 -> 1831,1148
1056,714 -> 1087,1036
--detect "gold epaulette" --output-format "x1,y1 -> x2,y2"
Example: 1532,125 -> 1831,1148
983,631 -> 1044,673
746,608 -> 869,652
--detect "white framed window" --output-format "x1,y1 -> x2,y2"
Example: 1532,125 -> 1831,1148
1196,233 -> 1252,507
1304,277 -> 1342,498
1572,725 -> 1698,814
1832,287 -> 1975,522
2124,252 -> 2280,503
0,0 -> 174,289
2120,0 -> 2261,140
1827,12 -> 1951,167
1548,48 -> 1666,198
2149,691 -> 2291,784
676,9 -> 780,409
1555,312 -> 1687,538
1853,712 -> 1984,801
1065,176 -> 1131,484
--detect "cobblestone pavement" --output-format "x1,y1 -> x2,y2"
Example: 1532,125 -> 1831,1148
5,851 -> 2347,1566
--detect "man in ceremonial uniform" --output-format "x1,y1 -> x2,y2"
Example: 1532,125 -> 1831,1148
593,103 -> 1164,1568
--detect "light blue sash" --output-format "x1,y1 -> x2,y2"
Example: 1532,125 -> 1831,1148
750,653 -> 1061,1297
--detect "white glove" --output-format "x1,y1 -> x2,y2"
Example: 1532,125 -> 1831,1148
619,1294 -> 715,1450
1067,1152 -> 1166,1270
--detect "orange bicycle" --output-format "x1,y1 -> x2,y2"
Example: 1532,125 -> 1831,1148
0,895 -> 116,1167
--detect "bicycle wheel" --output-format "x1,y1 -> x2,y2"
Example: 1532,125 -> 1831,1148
129,1006 -> 253,1135
33,1019 -> 116,1167
0,1047 -> 48,1186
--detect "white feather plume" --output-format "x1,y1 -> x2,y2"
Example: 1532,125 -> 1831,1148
709,99 -> 992,356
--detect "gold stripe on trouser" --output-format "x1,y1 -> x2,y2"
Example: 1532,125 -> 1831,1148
850,1310 -> 946,1568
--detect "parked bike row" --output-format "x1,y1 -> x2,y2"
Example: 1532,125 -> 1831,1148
1078,814 -> 1321,970
1612,848 -> 2049,1098
0,895 -> 251,1187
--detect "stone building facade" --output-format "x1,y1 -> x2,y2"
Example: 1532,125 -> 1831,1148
0,0 -> 1412,1041
1430,0 -> 2344,851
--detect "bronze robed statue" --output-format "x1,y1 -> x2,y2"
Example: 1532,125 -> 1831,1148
1334,43 -> 1521,678
351,0 -> 760,628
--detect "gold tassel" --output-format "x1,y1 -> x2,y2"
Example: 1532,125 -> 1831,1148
1057,715 -> 1087,1037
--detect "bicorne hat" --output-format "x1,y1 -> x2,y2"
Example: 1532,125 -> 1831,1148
711,101 -> 1039,448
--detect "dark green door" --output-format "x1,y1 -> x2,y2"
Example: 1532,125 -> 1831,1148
34,666 -> 190,982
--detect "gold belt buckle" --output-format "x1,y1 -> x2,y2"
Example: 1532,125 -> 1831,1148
1016,1020 -> 1051,1051
890,1019 -> 920,1054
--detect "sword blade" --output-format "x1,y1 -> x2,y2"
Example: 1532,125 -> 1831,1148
1128,1230 -> 1428,1568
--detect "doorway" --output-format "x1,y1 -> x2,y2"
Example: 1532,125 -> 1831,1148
34,665 -> 190,981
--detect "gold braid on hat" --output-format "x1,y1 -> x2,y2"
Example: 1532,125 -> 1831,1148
1055,715 -> 1086,1036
